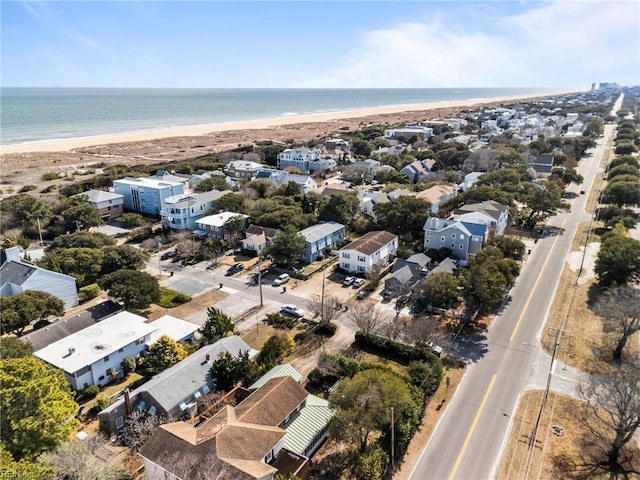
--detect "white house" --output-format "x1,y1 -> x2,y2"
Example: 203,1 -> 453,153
384,125 -> 433,142
75,190 -> 124,221
241,225 -> 280,255
160,189 -> 232,230
0,247 -> 78,308
277,147 -> 336,172
339,231 -> 398,274
33,311 -> 157,391
147,315 -> 199,345
226,161 -> 264,179
194,212 -> 249,240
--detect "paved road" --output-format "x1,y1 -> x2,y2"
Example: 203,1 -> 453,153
408,119 -> 618,478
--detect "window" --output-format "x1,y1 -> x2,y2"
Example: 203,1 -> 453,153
357,256 -> 366,262
118,348 -> 124,353
451,243 -> 455,249
343,253 -> 350,259
115,416 -> 124,429
425,239 -> 430,244
460,234 -> 465,239
459,244 -> 464,249
357,266 -> 365,273
343,263 -> 350,270
452,233 -> 456,239
104,355 -> 110,362
136,338 -> 145,345
98,375 -> 105,381
441,236 -> 445,242
75,365 -> 91,377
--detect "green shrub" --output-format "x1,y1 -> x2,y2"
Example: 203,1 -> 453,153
265,312 -> 297,329
127,225 -> 153,243
78,284 -> 101,303
40,184 -> 58,194
316,322 -> 337,336
354,332 -> 441,364
157,286 -> 192,308
17,185 -> 36,193
83,385 -> 100,399
94,393 -> 111,412
119,212 -> 146,229
41,172 -> 61,181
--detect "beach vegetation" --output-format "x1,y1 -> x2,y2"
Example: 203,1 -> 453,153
199,307 -> 235,345
98,269 -> 160,310
194,175 -> 230,193
594,225 -> 640,288
118,212 -> 146,228
0,193 -> 52,233
215,192 -> 248,213
47,194 -> 103,235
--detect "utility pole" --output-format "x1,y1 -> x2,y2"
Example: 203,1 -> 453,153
321,273 -> 326,323
157,236 -> 162,276
36,217 -> 44,246
256,261 -> 264,307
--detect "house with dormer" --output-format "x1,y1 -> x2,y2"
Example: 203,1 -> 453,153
454,200 -> 509,237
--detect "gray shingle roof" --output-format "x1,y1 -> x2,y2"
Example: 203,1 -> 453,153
0,261 -> 36,286
299,222 -> 345,244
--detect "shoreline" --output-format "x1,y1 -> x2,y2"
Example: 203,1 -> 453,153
0,89 -> 578,155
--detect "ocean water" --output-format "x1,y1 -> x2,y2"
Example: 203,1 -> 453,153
1,87 -> 553,146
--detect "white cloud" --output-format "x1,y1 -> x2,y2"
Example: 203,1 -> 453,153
298,0 -> 639,88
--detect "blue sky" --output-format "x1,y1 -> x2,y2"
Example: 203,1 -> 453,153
2,1 -> 639,88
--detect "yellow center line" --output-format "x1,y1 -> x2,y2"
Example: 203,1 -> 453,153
448,373 -> 498,480
509,220 -> 566,342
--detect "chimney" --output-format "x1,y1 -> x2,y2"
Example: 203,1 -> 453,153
205,354 -> 211,362
124,389 -> 132,415
68,347 -> 76,355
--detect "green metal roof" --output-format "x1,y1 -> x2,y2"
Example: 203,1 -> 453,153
283,395 -> 335,456
249,364 -> 302,390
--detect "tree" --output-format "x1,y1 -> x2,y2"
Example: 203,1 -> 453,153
0,357 -> 78,460
488,236 -> 526,261
250,197 -> 311,230
0,446 -> 54,480
373,196 -> 431,239
598,205 -> 637,229
582,117 -> 604,138
195,176 -> 231,193
350,301 -> 386,335
48,195 -> 103,235
99,269 -> 160,309
215,192 -> 247,213
48,231 -> 116,250
38,247 -> 105,287
0,193 -> 51,232
593,286 -> 640,362
39,435 -> 126,480
263,224 -> 305,267
0,336 -> 33,358
351,444 -> 390,480
329,369 -> 416,453
519,180 -> 566,230
463,258 -> 509,315
143,335 -> 187,374
200,307 -> 235,344
209,351 -> 260,391
594,228 -> 640,287
122,356 -> 137,376
407,316 -> 449,351
118,212 -> 147,228
259,335 -> 294,369
602,181 -> 640,207
319,192 -> 360,227
421,272 -> 460,309
223,214 -> 247,247
0,291 -> 65,336
574,365 -> 640,478
406,360 -> 443,395
118,410 -> 174,451
307,294 -> 343,325
607,163 -> 640,181
101,245 -> 150,274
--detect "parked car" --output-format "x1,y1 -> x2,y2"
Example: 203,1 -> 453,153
343,276 -> 355,286
272,273 -> 290,286
226,263 -> 244,276
160,250 -> 176,261
352,278 -> 365,288
280,304 -> 305,318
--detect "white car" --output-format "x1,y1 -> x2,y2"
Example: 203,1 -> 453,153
272,273 -> 290,286
281,304 -> 305,318
352,278 -> 365,288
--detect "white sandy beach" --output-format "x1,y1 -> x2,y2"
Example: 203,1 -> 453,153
0,90 -> 577,155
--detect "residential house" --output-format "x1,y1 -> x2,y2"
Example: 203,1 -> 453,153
324,138 -> 351,151
400,159 -> 436,183
525,155 -> 555,178
454,200 -> 510,237
75,189 -> 124,220
423,217 -> 487,263
383,253 -> 431,298
98,336 -> 257,434
194,212 -> 250,241
277,147 -> 336,172
350,159 -> 381,174
416,184 -> 457,213
0,247 -> 79,308
226,161 -> 264,179
33,311 -> 157,390
298,222 -> 346,263
426,257 -> 458,277
113,177 -> 184,216
360,190 -> 390,220
384,125 -> 433,142
339,231 -> 398,274
152,170 -> 193,189
242,225 -> 280,256
20,301 -> 122,351
140,375 -> 334,480
254,169 -> 318,194
160,189 -> 232,230
459,172 -> 484,192
147,315 -> 199,345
